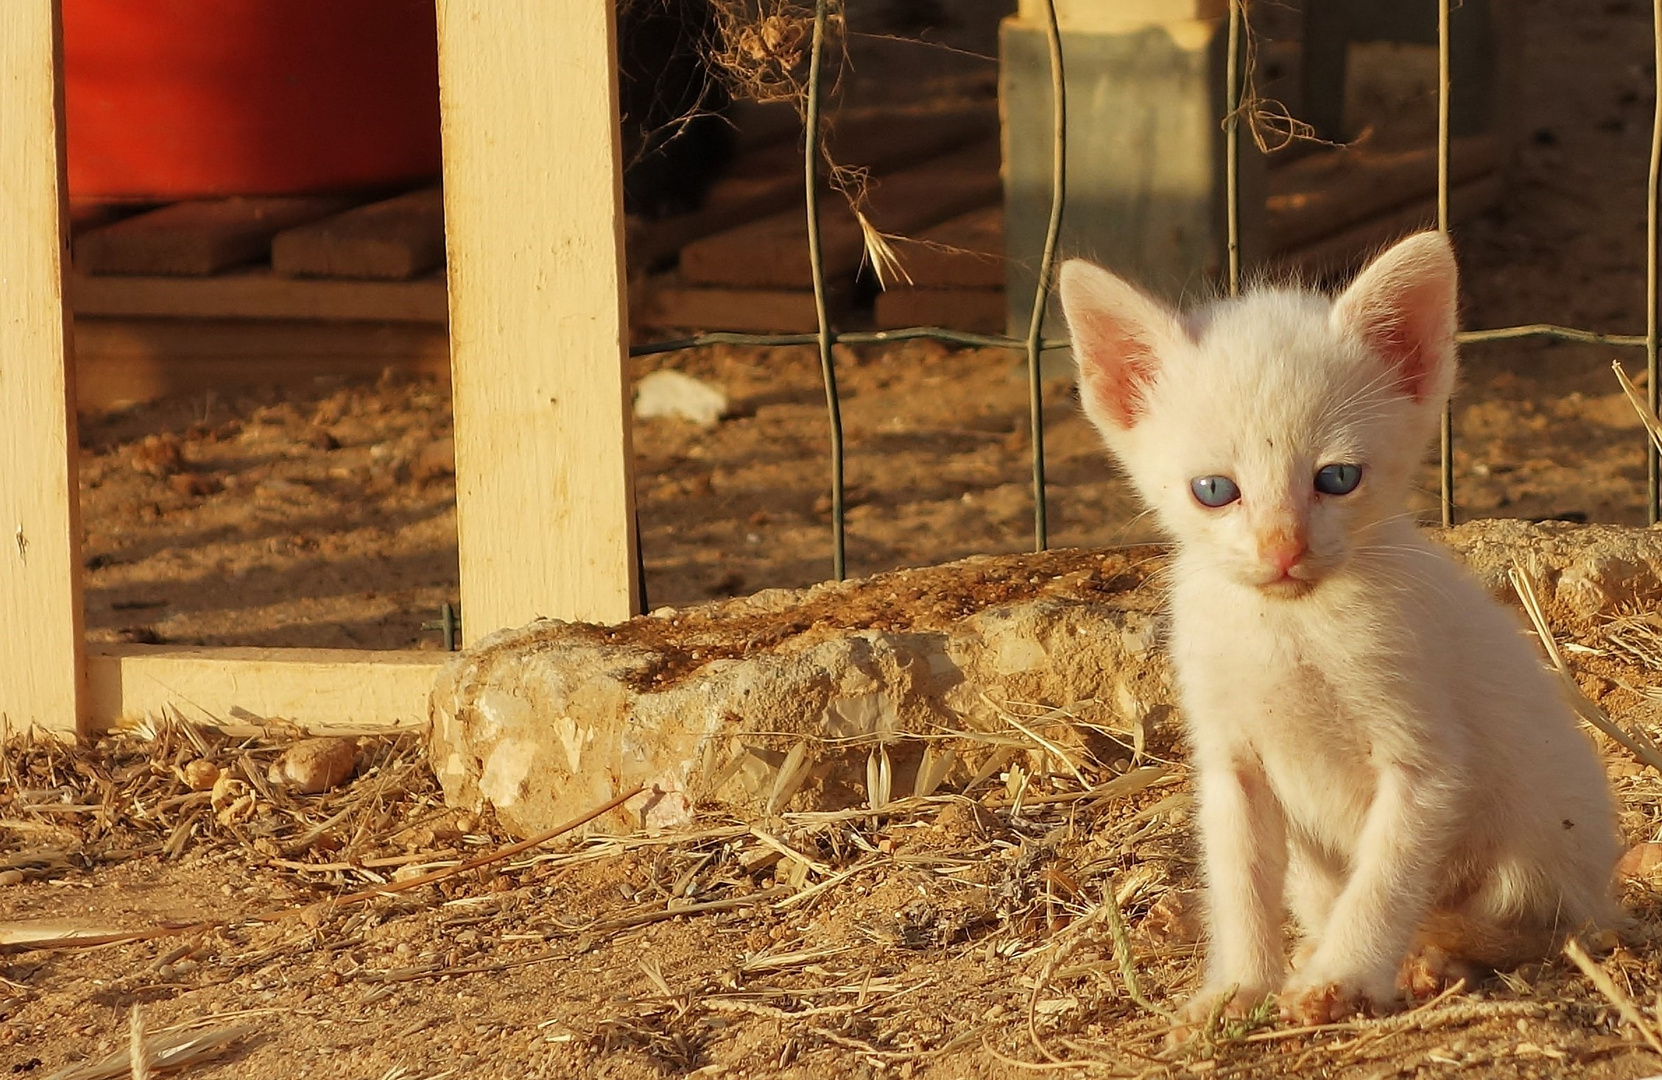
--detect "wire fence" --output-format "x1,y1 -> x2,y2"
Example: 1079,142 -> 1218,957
627,0 -> 1662,590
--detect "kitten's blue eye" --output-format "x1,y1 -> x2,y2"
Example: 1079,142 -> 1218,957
1314,463 -> 1363,495
1190,475 -> 1241,508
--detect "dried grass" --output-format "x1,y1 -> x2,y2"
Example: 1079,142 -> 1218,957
0,717 -> 445,892
1615,359 -> 1662,457
1564,935 -> 1662,1054
40,1019 -> 256,1080
12,602 -> 1662,1076
700,0 -> 957,290
705,0 -> 835,107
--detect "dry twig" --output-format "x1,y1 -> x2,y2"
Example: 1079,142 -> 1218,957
1563,935 -> 1662,1056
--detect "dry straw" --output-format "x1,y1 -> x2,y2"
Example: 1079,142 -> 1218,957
1,781 -> 642,954
1508,562 -> 1662,773
40,1019 -> 254,1080
1617,358 -> 1662,458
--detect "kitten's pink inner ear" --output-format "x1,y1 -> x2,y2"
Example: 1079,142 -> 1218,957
1356,284 -> 1448,402
1075,309 -> 1159,428
1336,233 -> 1458,404
1366,319 -> 1431,401
1060,260 -> 1176,430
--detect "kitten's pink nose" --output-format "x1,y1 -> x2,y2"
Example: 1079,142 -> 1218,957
1260,534 -> 1308,575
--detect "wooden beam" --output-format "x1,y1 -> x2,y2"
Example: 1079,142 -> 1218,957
1274,174 -> 1504,277
630,105 -> 996,272
271,188 -> 446,281
874,287 -> 1005,333
86,645 -> 441,735
71,269 -> 448,323
634,277 -> 848,333
437,0 -> 639,638
73,317 -> 451,413
0,1 -> 85,740
1266,135 -> 1498,253
75,196 -> 350,276
883,205 -> 1005,288
679,140 -> 1002,289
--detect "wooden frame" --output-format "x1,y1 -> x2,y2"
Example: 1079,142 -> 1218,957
436,0 -> 640,639
1,2 -> 87,740
86,647 -> 440,736
1,1 -> 638,739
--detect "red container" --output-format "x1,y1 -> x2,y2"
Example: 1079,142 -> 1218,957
63,0 -> 442,199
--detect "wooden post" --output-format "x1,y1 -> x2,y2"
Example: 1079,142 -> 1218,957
436,0 -> 640,643
0,2 -> 86,740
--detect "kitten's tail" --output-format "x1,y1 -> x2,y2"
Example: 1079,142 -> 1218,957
1414,910 -> 1556,969
1415,900 -> 1631,970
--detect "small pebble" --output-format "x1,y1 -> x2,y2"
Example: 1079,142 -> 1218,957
210,773 -> 249,811
166,471 -> 218,498
182,758 -> 220,792
270,737 -> 358,794
1137,889 -> 1203,946
633,369 -> 729,428
411,437 -> 455,482
254,477 -> 310,503
1617,841 -> 1662,881
127,433 -> 183,478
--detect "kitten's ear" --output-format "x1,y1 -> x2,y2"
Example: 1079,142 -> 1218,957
1330,231 -> 1458,405
1058,259 -> 1185,430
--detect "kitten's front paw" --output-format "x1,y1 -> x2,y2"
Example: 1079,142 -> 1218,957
1277,977 -> 1401,1026
1166,985 -> 1275,1045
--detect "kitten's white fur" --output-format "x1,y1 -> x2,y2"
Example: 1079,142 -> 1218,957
1059,232 -> 1623,1025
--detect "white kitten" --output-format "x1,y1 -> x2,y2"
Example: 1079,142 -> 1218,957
1059,232 -> 1623,1026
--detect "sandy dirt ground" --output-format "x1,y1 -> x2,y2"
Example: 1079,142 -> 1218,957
17,0 -> 1662,1077
74,0 -> 1662,651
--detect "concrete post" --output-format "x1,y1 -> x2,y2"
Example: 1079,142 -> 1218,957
1001,0 -> 1266,338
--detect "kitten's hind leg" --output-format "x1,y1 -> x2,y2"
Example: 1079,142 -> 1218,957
1397,940 -> 1480,1002
1398,906 -> 1569,1001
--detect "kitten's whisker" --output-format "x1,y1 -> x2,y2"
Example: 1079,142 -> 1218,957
1349,555 -> 1463,612
1359,563 -> 1459,612
1363,509 -> 1432,528
1110,506 -> 1161,545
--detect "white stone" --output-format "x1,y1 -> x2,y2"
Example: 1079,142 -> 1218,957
429,571 -> 1174,837
633,369 -> 729,428
429,522 -> 1662,839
